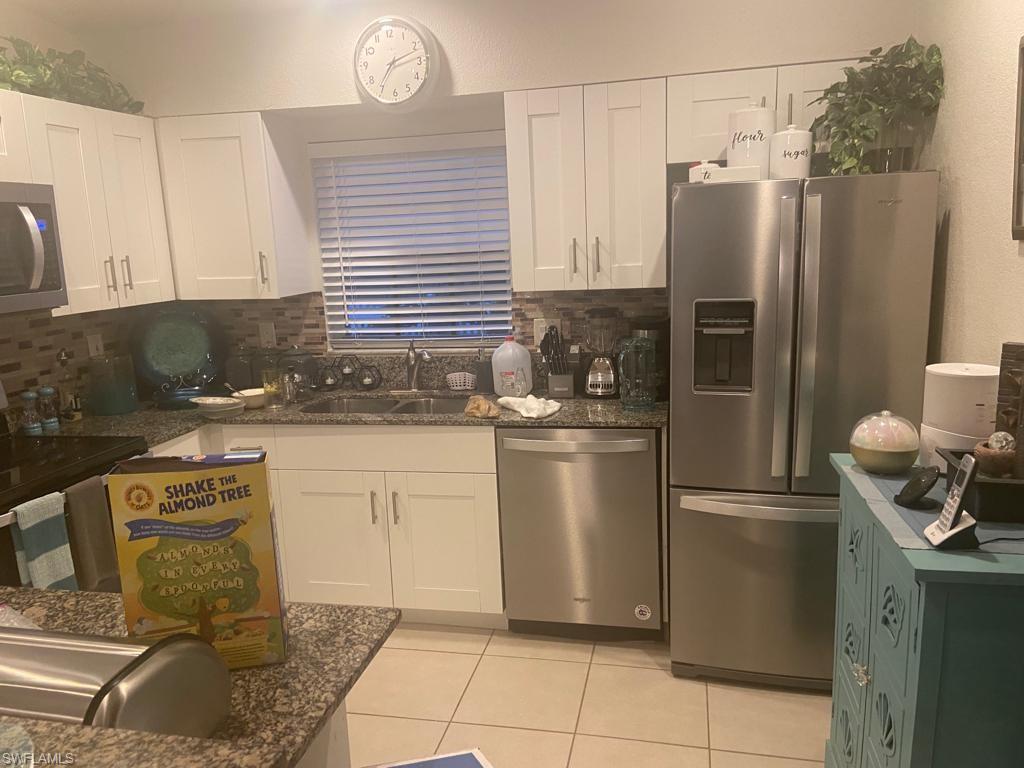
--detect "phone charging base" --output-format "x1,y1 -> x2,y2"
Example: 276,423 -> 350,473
924,512 -> 979,550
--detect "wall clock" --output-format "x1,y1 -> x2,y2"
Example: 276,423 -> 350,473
354,16 -> 436,106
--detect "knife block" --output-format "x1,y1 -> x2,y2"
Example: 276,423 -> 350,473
548,373 -> 575,399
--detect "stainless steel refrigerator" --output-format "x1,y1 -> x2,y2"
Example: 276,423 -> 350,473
668,172 -> 938,688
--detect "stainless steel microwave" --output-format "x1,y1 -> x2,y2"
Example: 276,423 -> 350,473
0,182 -> 67,313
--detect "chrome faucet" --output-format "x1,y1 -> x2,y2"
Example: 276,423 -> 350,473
405,341 -> 433,390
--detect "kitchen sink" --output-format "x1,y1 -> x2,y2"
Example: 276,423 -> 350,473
391,398 -> 471,415
300,397 -> 469,415
300,398 -> 400,414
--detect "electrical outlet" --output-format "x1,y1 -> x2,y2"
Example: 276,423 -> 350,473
86,333 -> 104,358
258,322 -> 277,349
533,318 -> 562,346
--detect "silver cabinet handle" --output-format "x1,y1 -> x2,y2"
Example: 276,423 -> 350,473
369,490 -> 379,525
391,491 -> 400,525
104,256 -> 118,293
593,235 -> 601,276
15,205 -> 45,290
120,256 -> 135,290
794,193 -> 822,478
571,237 -> 578,274
228,445 -> 263,452
771,195 -> 798,478
258,251 -> 269,285
502,437 -> 649,454
852,662 -> 871,687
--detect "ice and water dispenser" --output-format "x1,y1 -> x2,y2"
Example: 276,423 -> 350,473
692,300 -> 755,392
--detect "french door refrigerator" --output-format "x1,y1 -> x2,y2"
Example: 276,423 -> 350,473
668,172 -> 938,688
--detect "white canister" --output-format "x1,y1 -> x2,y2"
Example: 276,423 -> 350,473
727,104 -> 775,179
769,124 -> 813,179
919,423 -> 988,470
922,363 -> 999,436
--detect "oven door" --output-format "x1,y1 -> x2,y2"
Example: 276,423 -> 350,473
0,183 -> 67,313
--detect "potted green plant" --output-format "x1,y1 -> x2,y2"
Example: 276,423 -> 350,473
0,37 -> 143,114
811,37 -> 944,176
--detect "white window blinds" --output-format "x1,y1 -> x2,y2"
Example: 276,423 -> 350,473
313,140 -> 512,346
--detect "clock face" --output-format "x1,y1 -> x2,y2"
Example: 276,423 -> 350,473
355,17 -> 431,105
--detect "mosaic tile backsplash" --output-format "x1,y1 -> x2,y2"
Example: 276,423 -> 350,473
0,288 -> 668,401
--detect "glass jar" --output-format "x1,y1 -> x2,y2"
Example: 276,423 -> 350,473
37,386 -> 60,434
20,390 -> 42,436
262,367 -> 285,410
617,333 -> 658,410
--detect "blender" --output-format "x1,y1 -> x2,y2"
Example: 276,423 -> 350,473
584,308 -> 619,397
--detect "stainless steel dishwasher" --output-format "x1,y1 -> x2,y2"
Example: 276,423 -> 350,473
496,428 -> 661,629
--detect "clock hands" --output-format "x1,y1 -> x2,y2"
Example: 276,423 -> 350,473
380,48 -> 421,89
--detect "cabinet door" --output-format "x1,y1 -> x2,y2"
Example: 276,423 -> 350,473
667,68 -> 778,163
776,61 -> 858,131
24,96 -> 117,314
0,90 -> 32,183
96,111 -> 175,306
584,79 -> 667,289
156,113 -> 275,299
387,472 -> 502,613
504,87 -> 587,291
277,470 -> 392,606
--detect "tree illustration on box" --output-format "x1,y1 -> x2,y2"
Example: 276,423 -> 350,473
136,531 -> 260,643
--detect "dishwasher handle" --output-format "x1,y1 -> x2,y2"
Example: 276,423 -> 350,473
501,437 -> 650,454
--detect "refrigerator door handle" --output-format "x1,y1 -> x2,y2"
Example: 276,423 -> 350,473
794,193 -> 822,478
679,494 -> 838,524
771,195 -> 798,478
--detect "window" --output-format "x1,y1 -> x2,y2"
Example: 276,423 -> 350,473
312,131 -> 512,347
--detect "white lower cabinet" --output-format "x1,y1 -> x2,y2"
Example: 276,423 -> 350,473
277,470 -> 393,606
276,468 -> 502,613
387,472 -> 502,614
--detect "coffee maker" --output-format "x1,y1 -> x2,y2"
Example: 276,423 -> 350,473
584,308 -> 619,397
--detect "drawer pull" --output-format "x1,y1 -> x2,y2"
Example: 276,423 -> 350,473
369,490 -> 379,525
229,445 -> 263,452
852,662 -> 872,687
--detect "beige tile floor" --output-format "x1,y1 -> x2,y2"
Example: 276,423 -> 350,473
347,624 -> 830,768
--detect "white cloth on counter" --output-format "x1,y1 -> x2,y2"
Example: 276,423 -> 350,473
497,394 -> 562,419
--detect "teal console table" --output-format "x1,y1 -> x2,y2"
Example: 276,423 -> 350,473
827,454 -> 1024,768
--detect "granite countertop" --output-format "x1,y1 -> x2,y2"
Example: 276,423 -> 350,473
0,586 -> 400,767
62,391 -> 668,448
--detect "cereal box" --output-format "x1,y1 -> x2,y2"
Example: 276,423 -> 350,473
107,452 -> 287,669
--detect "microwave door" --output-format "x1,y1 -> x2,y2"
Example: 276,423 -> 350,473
0,203 -> 45,293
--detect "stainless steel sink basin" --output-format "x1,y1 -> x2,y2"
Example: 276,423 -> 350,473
301,398 -> 400,414
391,398 -> 470,415
300,397 -> 469,415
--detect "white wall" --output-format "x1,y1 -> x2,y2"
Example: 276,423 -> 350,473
85,0 -> 922,117
921,1 -> 1024,363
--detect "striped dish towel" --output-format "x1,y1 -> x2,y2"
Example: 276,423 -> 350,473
10,492 -> 79,591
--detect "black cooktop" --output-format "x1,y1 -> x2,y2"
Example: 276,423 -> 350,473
0,434 -> 148,511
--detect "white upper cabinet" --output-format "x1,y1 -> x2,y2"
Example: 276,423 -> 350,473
505,87 -> 588,292
776,60 -> 859,131
23,95 -> 118,315
583,79 -> 666,289
95,110 -> 175,307
506,80 -> 666,291
0,90 -> 31,183
157,112 -> 318,301
667,68 -> 778,163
